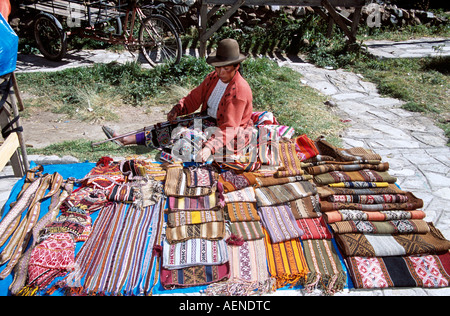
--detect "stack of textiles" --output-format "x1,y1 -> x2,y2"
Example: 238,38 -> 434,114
308,138 -> 450,289
7,158 -> 168,296
160,163 -> 231,289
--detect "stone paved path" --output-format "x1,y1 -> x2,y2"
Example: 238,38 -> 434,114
1,37 -> 450,296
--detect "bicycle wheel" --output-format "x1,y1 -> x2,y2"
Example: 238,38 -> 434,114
138,14 -> 182,67
34,13 -> 67,61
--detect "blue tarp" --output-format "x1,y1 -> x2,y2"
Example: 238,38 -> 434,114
0,12 -> 18,77
0,162 -> 353,296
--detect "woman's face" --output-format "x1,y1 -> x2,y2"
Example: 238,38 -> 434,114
215,64 -> 239,83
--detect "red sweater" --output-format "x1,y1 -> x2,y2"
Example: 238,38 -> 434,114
173,71 -> 253,154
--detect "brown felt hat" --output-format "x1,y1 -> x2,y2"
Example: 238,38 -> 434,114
206,38 -> 247,67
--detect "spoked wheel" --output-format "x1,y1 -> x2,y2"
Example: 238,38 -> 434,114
138,14 -> 182,67
34,13 -> 67,61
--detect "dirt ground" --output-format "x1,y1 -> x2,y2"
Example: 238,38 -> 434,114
20,104 -> 170,149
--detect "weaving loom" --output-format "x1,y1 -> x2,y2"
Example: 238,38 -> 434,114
0,113 -> 449,296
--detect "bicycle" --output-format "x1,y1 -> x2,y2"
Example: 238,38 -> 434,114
19,0 -> 183,67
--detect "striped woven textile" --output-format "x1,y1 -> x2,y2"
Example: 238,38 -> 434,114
263,228 -> 309,289
327,193 -> 409,204
165,221 -> 225,244
205,239 -> 274,296
275,140 -> 305,177
255,175 -> 312,187
160,262 -> 230,289
296,217 -> 333,240
255,181 -> 317,207
316,183 -> 405,199
320,192 -> 424,212
334,223 -> 450,257
329,219 -> 430,235
294,134 -> 319,162
164,165 -> 215,197
289,195 -> 321,219
223,187 -> 256,203
347,253 -> 450,289
225,202 -> 260,222
324,209 -> 426,224
162,238 -> 229,270
168,193 -> 219,210
305,161 -> 390,176
258,204 -> 304,243
166,207 -> 224,227
328,181 -> 389,188
315,138 -> 382,162
302,239 -> 346,295
314,169 -> 397,185
228,221 -> 265,241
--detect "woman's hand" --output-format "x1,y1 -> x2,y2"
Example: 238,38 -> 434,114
196,146 -> 212,163
167,108 -> 178,122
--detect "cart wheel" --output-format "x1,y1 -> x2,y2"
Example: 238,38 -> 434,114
34,13 -> 67,61
138,14 -> 182,67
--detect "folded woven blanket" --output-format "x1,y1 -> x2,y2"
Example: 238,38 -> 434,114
263,228 -> 309,290
168,192 -> 220,211
314,169 -> 397,185
329,219 -> 430,235
327,193 -> 409,204
347,253 -> 450,289
225,202 -> 260,222
162,238 -> 228,270
228,220 -> 265,241
160,262 -> 230,289
258,204 -> 304,243
320,192 -> 423,212
305,161 -> 389,176
324,209 -> 426,224
255,181 -> 317,207
166,207 -> 224,227
296,216 -> 333,240
289,195 -> 322,219
315,138 -> 382,163
218,170 -> 257,193
205,239 -> 274,296
334,222 -> 450,257
223,187 -> 256,203
316,183 -> 405,199
164,165 -> 216,197
165,221 -> 225,244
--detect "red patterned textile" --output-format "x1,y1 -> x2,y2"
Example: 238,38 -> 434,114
296,216 -> 333,240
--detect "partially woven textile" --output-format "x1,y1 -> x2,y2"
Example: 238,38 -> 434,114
258,204 -> 304,243
205,239 -> 274,296
324,209 -> 426,224
165,221 -> 225,244
255,181 -> 317,207
162,238 -> 228,270
302,239 -> 346,295
263,228 -> 309,289
314,169 -> 397,185
329,219 -> 430,235
347,253 -> 450,289
335,223 -> 450,257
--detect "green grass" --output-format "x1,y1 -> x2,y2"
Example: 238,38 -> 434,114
21,57 -> 343,161
346,55 -> 450,143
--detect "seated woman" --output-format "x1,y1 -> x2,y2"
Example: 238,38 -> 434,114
105,38 -> 255,164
